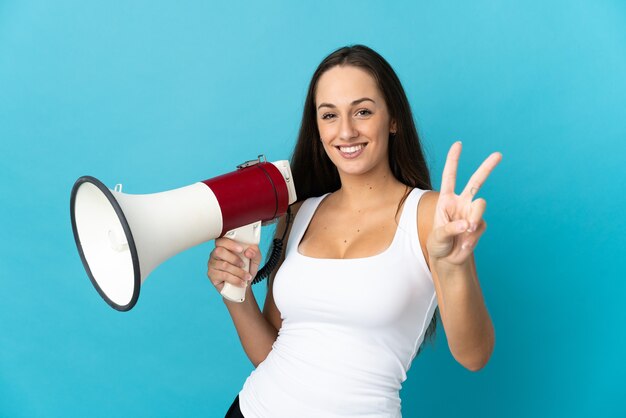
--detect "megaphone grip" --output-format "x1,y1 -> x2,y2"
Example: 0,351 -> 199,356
220,221 -> 262,303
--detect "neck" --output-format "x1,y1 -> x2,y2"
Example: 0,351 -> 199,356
334,165 -> 406,209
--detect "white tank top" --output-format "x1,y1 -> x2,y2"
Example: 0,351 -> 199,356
239,188 -> 437,418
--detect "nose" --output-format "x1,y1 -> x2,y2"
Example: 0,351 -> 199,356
339,117 -> 358,141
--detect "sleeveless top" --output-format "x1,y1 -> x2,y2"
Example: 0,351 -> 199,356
238,188 -> 438,418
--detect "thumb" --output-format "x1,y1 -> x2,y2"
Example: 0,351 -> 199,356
427,219 -> 469,259
432,219 -> 469,244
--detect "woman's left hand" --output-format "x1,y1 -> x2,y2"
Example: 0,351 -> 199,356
426,141 -> 502,268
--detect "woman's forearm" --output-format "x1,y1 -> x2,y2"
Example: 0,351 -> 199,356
430,256 -> 495,371
223,285 -> 279,368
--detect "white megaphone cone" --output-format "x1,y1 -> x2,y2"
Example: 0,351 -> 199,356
70,156 -> 297,311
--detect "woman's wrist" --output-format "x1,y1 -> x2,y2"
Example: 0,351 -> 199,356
430,256 -> 472,279
222,285 -> 256,307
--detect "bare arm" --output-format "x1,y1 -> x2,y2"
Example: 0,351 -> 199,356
222,284 -> 279,368
209,203 -> 301,367
419,190 -> 495,371
418,142 -> 501,371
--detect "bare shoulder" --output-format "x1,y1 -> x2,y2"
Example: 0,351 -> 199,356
417,190 -> 439,270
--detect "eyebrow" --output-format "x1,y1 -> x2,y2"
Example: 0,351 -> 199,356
317,97 -> 376,110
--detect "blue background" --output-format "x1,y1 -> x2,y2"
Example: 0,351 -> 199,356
1,1 -> 625,417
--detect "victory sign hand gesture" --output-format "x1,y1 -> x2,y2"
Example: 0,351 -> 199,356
426,142 -> 502,267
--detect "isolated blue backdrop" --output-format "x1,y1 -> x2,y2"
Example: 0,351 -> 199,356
1,1 -> 625,417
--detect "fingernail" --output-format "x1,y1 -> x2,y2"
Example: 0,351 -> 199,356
462,241 -> 472,250
245,249 -> 254,258
245,273 -> 252,281
235,245 -> 243,253
458,221 -> 466,231
468,223 -> 477,232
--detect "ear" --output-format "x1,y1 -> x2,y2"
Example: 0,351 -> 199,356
390,119 -> 397,134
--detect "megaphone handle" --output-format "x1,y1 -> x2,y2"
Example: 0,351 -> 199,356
220,220 -> 262,303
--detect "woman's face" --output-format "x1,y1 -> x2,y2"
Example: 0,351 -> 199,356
315,65 -> 396,178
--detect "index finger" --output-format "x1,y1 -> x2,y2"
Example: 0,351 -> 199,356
440,141 -> 462,195
215,237 -> 245,254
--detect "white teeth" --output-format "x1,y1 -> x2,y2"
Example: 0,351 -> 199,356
339,144 -> 364,153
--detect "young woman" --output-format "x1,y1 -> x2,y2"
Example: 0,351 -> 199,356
208,45 -> 501,418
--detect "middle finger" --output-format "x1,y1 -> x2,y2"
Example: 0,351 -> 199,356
213,246 -> 245,268
460,152 -> 502,199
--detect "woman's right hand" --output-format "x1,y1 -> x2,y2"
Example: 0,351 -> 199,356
207,237 -> 262,295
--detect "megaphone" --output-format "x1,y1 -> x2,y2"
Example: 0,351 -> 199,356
70,156 -> 297,311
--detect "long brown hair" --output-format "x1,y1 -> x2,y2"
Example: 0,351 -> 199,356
289,44 -> 439,353
291,44 -> 432,200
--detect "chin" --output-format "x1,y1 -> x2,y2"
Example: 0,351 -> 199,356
336,162 -> 377,177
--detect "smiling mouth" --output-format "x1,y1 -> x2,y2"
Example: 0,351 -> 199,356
336,143 -> 367,153
335,143 -> 367,159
